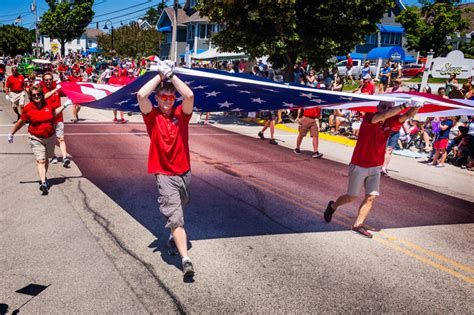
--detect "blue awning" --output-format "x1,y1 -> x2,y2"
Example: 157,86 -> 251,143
404,55 -> 416,63
377,24 -> 404,33
366,46 -> 405,61
179,49 -> 207,58
158,26 -> 172,32
336,53 -> 365,61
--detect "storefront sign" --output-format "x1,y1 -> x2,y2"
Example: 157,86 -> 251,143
431,50 -> 473,79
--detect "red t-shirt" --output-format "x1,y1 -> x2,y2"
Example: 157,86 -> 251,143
6,74 -> 25,92
391,117 -> 403,132
108,76 -> 125,86
346,56 -> 353,69
361,82 -> 375,95
303,107 -> 321,118
68,75 -> 82,82
42,83 -> 64,123
123,76 -> 136,85
58,64 -> 68,73
85,67 -> 93,75
350,113 -> 401,168
142,105 -> 192,175
21,101 -> 55,138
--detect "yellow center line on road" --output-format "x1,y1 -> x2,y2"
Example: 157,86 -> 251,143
199,158 -> 474,284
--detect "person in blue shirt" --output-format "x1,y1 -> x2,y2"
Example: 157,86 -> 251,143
432,117 -> 453,167
379,61 -> 391,93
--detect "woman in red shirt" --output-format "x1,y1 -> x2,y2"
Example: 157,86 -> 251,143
8,85 -> 70,195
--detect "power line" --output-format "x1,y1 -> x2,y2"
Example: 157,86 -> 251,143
92,4 -> 158,23
94,0 -> 154,18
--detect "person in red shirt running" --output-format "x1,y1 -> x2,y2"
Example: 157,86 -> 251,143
68,70 -> 83,123
42,72 -> 71,167
0,61 -> 6,92
106,68 -> 127,123
323,99 -> 422,238
7,85 -> 71,195
5,66 -> 26,122
293,106 -> 323,158
137,59 -> 196,278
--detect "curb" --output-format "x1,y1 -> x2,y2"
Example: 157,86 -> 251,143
252,118 -> 357,147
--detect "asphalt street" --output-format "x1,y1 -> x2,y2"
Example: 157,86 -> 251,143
1,100 -> 473,313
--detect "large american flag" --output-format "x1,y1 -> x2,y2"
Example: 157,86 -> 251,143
59,68 -> 474,117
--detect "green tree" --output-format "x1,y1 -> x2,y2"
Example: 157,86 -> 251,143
0,25 -> 35,55
143,2 -> 167,26
40,0 -> 95,56
459,40 -> 474,59
396,1 -> 469,56
197,0 -> 393,80
98,22 -> 162,57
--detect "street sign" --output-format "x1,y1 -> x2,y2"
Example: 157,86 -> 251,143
51,43 -> 59,53
431,50 -> 473,79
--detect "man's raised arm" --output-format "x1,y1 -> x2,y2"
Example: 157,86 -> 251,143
137,73 -> 163,115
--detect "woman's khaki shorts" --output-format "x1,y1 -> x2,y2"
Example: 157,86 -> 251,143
28,134 -> 55,161
156,171 -> 191,229
55,122 -> 65,138
346,164 -> 381,197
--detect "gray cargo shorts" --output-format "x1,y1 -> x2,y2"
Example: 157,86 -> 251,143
156,170 -> 191,229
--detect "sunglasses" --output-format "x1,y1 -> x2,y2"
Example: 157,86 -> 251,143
31,93 -> 42,99
44,78 -> 53,81
158,95 -> 176,102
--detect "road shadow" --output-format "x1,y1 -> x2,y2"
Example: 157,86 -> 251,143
66,124 -> 474,244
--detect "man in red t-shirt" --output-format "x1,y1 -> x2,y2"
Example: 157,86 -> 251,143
42,72 -> 70,167
346,53 -> 354,85
5,66 -> 26,122
294,107 -> 323,158
108,68 -> 127,123
353,74 -> 375,95
68,70 -> 83,123
137,59 -> 196,278
323,99 -> 422,238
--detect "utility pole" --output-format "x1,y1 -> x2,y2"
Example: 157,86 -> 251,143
170,0 -> 178,62
32,0 -> 39,57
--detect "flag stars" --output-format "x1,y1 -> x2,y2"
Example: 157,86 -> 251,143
238,90 -> 251,94
282,102 -> 296,107
225,83 -> 240,87
300,92 -> 314,99
205,91 -> 221,97
193,85 -> 208,89
218,101 -> 233,108
251,97 -> 266,104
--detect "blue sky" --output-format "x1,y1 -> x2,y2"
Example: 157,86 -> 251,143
0,0 -> 471,30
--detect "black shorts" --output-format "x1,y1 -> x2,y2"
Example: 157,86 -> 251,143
262,111 -> 276,121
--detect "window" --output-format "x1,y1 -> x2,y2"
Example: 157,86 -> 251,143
381,33 -> 402,46
77,38 -> 80,45
364,33 -> 376,45
187,25 -> 195,41
199,24 -> 206,39
165,33 -> 172,44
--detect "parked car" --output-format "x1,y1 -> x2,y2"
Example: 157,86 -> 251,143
402,64 -> 425,78
336,59 -> 377,80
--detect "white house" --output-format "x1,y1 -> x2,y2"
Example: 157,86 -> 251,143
41,28 -> 104,55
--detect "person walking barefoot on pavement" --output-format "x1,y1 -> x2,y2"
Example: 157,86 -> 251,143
137,59 -> 196,278
323,99 -> 422,238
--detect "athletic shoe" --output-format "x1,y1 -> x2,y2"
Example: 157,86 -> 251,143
351,225 -> 373,238
39,183 -> 49,195
63,158 -> 71,168
258,131 -> 265,140
182,260 -> 195,278
113,118 -> 118,122
435,164 -> 445,168
120,118 -> 127,124
324,201 -> 335,223
50,156 -> 58,164
361,224 -> 381,232
293,148 -> 301,154
269,139 -> 278,145
380,169 -> 390,177
311,152 -> 323,158
167,238 -> 178,256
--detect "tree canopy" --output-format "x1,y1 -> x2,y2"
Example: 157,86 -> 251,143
396,0 -> 469,56
197,0 -> 393,77
143,2 -> 167,26
0,25 -> 35,55
97,22 -> 162,57
40,0 -> 95,56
